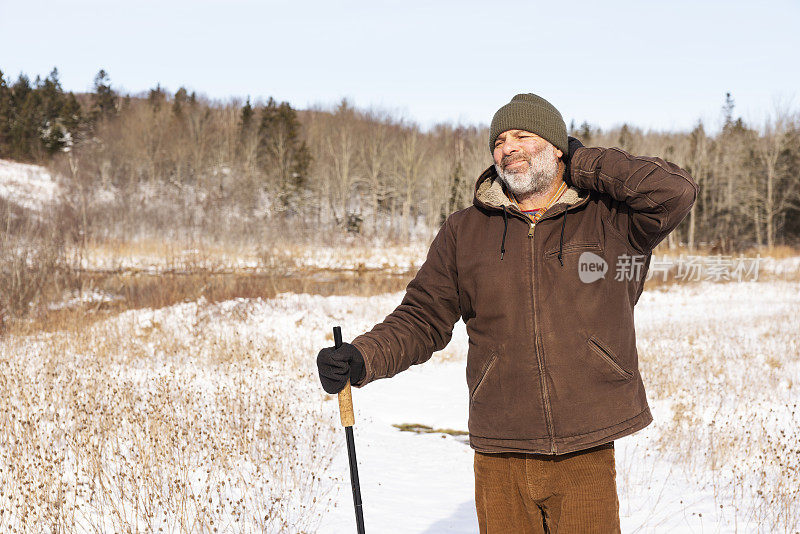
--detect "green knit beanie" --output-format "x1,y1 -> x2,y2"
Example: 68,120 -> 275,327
489,93 -> 568,156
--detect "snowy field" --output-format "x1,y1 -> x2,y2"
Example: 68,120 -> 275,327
322,282 -> 800,533
1,277 -> 798,532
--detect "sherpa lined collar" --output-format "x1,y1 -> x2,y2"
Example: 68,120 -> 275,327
473,165 -> 588,215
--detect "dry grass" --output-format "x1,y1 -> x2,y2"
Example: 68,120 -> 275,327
7,270 -> 414,338
78,238 -> 269,274
634,284 -> 800,531
392,423 -> 469,437
2,236 -> 417,336
0,200 -> 77,324
740,244 -> 800,259
0,300 -> 338,532
652,243 -> 800,258
76,238 -> 426,275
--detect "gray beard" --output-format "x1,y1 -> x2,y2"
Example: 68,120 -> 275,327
494,147 -> 559,198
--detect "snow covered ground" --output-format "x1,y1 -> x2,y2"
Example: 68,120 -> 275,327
1,277 -> 798,532
319,282 -> 800,533
321,360 -> 748,533
0,158 -> 60,211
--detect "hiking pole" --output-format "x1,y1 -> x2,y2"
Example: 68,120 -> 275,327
334,325 -> 366,534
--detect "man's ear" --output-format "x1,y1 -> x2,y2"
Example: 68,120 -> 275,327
555,147 -> 563,159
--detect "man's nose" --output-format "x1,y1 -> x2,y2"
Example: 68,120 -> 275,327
502,137 -> 521,155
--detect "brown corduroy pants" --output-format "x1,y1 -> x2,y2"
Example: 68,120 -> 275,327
473,442 -> 620,534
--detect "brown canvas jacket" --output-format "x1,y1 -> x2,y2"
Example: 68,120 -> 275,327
351,145 -> 699,454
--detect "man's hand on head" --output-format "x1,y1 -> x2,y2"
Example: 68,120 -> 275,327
564,136 -> 584,185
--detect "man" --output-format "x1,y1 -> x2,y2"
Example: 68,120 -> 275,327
317,93 -> 698,533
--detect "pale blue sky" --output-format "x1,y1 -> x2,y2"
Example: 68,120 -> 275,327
1,0 -> 798,133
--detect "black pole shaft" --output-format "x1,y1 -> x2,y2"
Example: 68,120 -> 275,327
346,426 -> 365,533
334,326 -> 366,534
333,326 -> 343,349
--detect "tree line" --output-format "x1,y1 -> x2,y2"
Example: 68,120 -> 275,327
1,67 -> 799,250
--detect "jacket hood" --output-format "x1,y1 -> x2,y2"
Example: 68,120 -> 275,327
473,164 -> 588,214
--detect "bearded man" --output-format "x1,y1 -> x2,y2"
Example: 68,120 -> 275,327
317,93 -> 698,533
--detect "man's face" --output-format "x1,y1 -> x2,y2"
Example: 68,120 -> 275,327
493,130 -> 563,197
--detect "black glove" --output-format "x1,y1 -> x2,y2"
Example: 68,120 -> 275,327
564,136 -> 584,184
316,342 -> 366,394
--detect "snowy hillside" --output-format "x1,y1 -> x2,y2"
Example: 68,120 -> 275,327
0,158 -> 60,211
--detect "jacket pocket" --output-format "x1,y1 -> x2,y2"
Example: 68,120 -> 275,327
470,351 -> 498,403
586,335 -> 632,380
544,241 -> 601,258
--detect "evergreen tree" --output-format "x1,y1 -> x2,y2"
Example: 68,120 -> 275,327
441,160 -> 464,224
91,69 -> 117,120
578,121 -> 593,143
291,140 -> 312,192
0,67 -> 84,159
40,68 -> 65,120
722,92 -> 735,129
172,86 -> 189,117
0,70 -> 12,157
9,74 -> 41,160
257,98 -> 310,210
235,97 -> 256,164
39,68 -> 70,154
618,123 -> 631,149
240,97 -> 254,134
148,83 -> 166,112
61,92 -> 83,135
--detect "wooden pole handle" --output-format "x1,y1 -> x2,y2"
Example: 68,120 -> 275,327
334,326 -> 355,427
338,381 -> 355,427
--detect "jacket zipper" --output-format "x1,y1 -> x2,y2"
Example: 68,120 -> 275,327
528,220 -> 557,454
504,202 -> 580,454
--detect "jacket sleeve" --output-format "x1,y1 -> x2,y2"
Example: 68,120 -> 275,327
568,146 -> 699,254
350,213 -> 461,387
